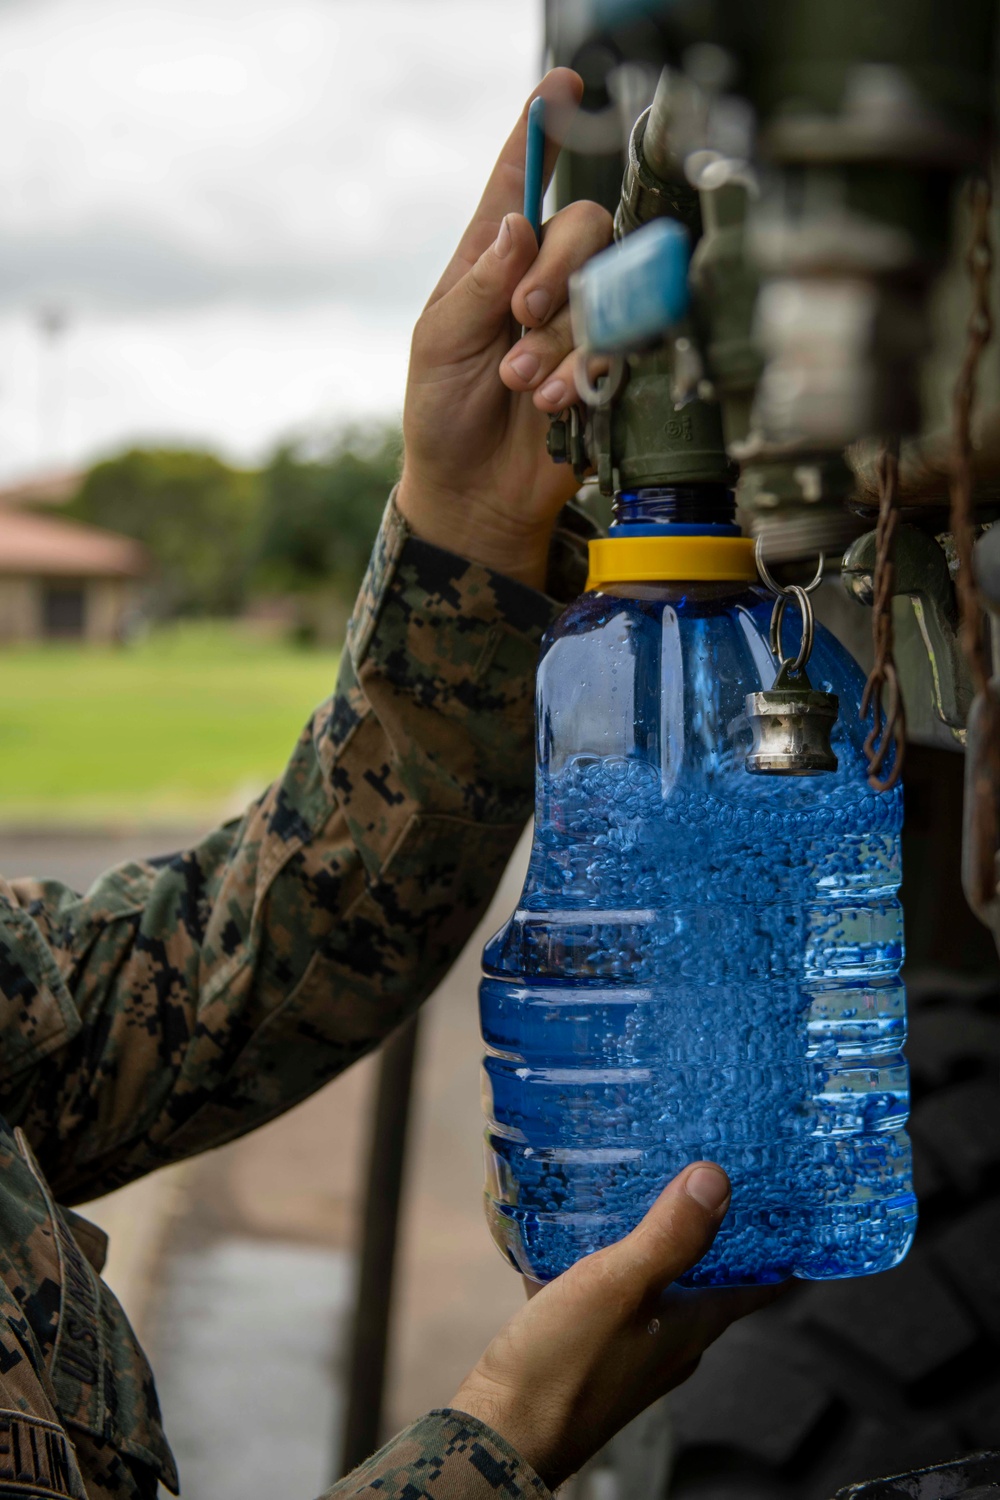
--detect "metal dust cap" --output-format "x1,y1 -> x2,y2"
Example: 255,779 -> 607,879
746,660 -> 839,775
745,548 -> 840,776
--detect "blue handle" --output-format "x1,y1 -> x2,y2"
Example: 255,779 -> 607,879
570,218 -> 691,355
523,97 -> 546,241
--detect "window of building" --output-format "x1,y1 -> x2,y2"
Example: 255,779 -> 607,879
42,583 -> 86,639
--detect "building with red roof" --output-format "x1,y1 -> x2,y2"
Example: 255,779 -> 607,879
0,473 -> 147,642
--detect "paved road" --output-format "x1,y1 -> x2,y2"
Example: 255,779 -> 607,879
0,826 -> 531,1498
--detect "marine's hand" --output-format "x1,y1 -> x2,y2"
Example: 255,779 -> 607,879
397,69 -> 612,591
451,1163 -> 782,1491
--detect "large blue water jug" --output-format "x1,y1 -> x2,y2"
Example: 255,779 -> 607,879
479,502 -> 915,1287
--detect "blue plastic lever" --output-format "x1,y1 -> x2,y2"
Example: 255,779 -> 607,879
570,218 -> 691,355
523,97 -> 546,241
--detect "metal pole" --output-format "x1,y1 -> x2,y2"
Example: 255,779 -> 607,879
336,1011 -> 422,1479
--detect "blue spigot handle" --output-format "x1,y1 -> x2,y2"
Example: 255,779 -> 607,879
569,219 -> 691,355
523,97 -> 546,242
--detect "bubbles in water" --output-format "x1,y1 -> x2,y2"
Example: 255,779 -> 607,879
480,594 -> 915,1287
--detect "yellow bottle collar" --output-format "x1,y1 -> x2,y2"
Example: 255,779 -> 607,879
586,534 -> 757,589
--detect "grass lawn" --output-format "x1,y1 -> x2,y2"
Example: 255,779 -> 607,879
0,622 -> 341,828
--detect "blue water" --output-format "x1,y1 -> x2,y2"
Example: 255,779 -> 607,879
480,586 -> 916,1287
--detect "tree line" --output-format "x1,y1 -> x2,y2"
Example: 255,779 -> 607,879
68,424 -> 402,627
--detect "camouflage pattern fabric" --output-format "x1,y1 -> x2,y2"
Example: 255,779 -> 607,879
0,494 -> 591,1498
321,1411 -> 551,1499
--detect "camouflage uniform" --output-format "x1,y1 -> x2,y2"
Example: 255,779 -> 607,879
0,494 -> 591,1500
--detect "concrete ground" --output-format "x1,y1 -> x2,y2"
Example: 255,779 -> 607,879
0,825 -> 531,1498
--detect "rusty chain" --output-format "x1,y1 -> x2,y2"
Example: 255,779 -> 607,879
861,175 -> 993,791
950,174 -> 994,699
861,437 -> 906,791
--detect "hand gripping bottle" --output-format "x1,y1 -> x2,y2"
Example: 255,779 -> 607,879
479,489 -> 915,1287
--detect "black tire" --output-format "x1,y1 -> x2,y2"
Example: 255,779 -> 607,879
665,749 -> 1000,1500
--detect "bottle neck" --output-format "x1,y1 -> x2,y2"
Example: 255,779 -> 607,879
611,485 -> 739,537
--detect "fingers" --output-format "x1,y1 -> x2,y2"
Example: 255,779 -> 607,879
511,198 -> 613,329
500,305 -> 574,401
450,1163 -> 781,1493
473,68 -> 580,239
505,336 -> 605,414
553,1161 -> 731,1336
430,68 -> 584,305
420,158 -> 612,396
418,211 -> 539,365
625,1163 -> 732,1293
498,198 -> 613,407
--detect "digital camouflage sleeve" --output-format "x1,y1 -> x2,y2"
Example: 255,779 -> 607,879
0,494 -> 591,1500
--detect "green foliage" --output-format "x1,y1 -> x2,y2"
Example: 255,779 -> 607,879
253,425 -> 401,598
0,621 -> 339,827
69,427 -> 401,619
70,448 -> 260,615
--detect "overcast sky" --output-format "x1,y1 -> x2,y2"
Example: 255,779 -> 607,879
0,0 -> 541,480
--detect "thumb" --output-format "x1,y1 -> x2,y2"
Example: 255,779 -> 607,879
427,212 -> 538,359
623,1162 -> 732,1291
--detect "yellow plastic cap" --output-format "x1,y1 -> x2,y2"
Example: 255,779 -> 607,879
586,534 -> 757,589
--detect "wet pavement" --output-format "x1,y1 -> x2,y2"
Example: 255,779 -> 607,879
153,1239 -> 355,1499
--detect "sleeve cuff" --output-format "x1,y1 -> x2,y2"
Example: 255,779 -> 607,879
346,490 -> 593,673
329,1409 -> 553,1498
330,490 -> 597,828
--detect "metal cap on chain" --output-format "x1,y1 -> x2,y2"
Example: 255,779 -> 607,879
746,541 -> 839,775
